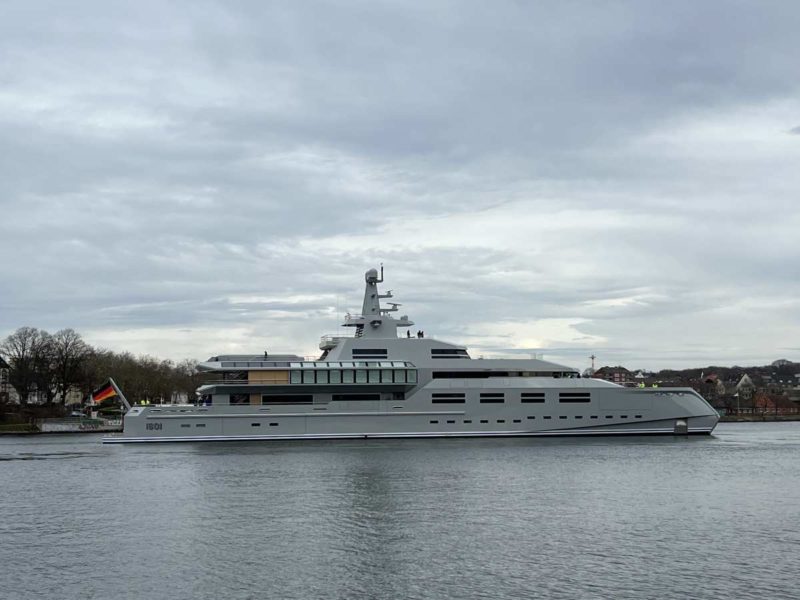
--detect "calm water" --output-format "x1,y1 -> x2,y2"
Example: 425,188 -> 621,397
1,423 -> 799,600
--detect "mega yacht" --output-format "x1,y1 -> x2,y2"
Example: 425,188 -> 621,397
102,268 -> 719,443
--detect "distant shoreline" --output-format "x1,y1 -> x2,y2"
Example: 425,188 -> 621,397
719,415 -> 800,422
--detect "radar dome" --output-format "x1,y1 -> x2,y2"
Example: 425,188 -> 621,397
365,268 -> 379,282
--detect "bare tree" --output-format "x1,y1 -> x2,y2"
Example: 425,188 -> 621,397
32,331 -> 56,403
0,327 -> 50,403
175,358 -> 201,403
51,329 -> 91,404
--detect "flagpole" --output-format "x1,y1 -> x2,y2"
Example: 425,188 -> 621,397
108,378 -> 131,411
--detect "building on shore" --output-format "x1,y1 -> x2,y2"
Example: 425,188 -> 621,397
592,366 -> 634,386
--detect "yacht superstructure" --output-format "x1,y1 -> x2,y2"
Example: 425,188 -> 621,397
103,268 -> 719,443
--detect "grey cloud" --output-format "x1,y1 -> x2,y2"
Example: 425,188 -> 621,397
1,1 -> 799,367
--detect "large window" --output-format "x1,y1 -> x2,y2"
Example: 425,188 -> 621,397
332,393 -> 380,401
222,371 -> 247,381
262,394 -> 313,405
229,394 -> 249,405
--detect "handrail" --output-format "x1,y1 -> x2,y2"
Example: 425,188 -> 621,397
320,333 -> 358,342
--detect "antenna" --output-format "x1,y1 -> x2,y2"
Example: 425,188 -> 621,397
590,354 -> 596,370
379,263 -> 384,282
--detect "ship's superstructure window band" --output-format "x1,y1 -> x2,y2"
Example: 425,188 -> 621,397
430,349 -> 470,359
352,348 -> 388,359
286,366 -> 417,385
219,360 -> 413,369
262,394 -> 313,405
431,371 -> 577,379
332,393 -> 381,401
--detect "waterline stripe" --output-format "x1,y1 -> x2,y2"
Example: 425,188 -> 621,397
103,427 -> 715,443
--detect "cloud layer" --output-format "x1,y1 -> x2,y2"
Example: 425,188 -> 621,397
2,1 -> 799,369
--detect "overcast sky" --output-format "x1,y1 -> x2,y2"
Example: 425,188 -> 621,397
1,1 -> 799,370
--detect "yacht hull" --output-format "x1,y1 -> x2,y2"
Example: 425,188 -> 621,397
103,414 -> 718,443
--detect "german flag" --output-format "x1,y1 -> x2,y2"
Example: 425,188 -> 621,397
92,381 -> 117,404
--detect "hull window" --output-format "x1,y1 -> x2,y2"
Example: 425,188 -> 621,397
479,393 -> 505,403
521,392 -> 545,403
559,392 -> 591,403
432,393 -> 466,404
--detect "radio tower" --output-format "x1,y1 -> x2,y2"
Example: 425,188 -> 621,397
590,354 -> 596,370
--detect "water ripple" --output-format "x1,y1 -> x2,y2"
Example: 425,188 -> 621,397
1,425 -> 799,599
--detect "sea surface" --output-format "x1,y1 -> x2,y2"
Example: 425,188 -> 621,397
1,422 -> 799,600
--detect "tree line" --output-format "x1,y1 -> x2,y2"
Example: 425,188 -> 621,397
0,327 -> 200,406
